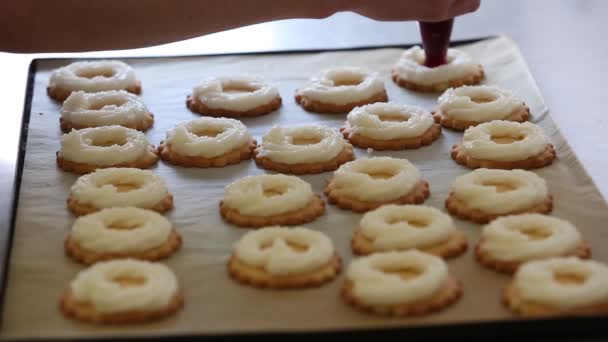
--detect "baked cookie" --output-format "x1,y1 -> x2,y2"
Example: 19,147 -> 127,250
59,259 -> 183,324
342,250 -> 462,316
65,207 -> 182,264
341,102 -> 441,150
68,167 -> 173,216
452,120 -> 556,169
475,214 -> 590,274
325,157 -> 430,212
57,125 -> 159,174
434,85 -> 530,131
159,117 -> 256,168
187,76 -> 281,117
220,174 -> 325,227
352,205 -> 467,258
504,257 -> 608,317
445,168 -> 552,224
254,124 -> 354,174
60,90 -> 154,132
392,46 -> 484,93
228,226 -> 341,288
48,60 -> 141,102
295,67 -> 388,113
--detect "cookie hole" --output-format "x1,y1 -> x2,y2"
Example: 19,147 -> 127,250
364,170 -> 397,180
262,184 -> 287,197
291,133 -> 322,146
553,271 -> 587,286
376,113 -> 410,122
89,134 -> 128,147
190,127 -> 225,138
469,94 -> 497,104
222,84 -> 258,94
106,219 -> 142,230
88,98 -> 129,111
386,216 -> 429,228
259,240 -> 310,252
490,135 -> 525,144
380,266 -> 422,281
482,180 -> 518,193
516,226 -> 552,240
112,275 -> 147,288
76,68 -> 117,79
330,74 -> 364,87
96,178 -> 145,192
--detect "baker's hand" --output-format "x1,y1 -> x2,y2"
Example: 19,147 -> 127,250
344,0 -> 481,22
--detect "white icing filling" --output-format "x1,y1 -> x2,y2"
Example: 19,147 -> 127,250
479,214 -> 582,262
60,125 -> 150,165
451,168 -> 548,215
233,226 -> 334,275
70,207 -> 172,253
165,117 -> 251,158
393,46 -> 480,86
360,205 -> 454,251
347,102 -> 435,140
70,259 -> 178,314
61,90 -> 150,128
438,85 -> 524,122
257,124 -> 346,164
70,168 -> 168,209
462,120 -> 549,161
346,250 -> 448,306
330,157 -> 421,202
223,174 -> 314,216
49,60 -> 137,93
297,67 -> 385,105
192,76 -> 279,111
514,257 -> 608,309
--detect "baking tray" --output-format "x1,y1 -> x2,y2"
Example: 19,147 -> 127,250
2,36 -> 608,341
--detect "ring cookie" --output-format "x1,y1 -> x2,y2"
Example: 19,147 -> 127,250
220,174 -> 325,227
475,214 -> 590,274
60,90 -> 154,132
48,60 -> 141,102
59,259 -> 183,324
452,120 -> 556,169
341,103 -> 441,150
159,117 -> 256,168
504,257 -> 608,317
65,207 -> 182,264
254,124 -> 354,174
187,76 -> 281,117
391,46 -> 484,93
295,67 -> 388,113
352,205 -> 467,258
445,168 -> 552,223
68,168 -> 173,216
434,85 -> 530,131
325,157 -> 430,212
342,250 -> 462,316
228,226 -> 341,288
57,125 -> 159,174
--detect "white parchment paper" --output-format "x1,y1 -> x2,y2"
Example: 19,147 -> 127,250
3,36 -> 608,340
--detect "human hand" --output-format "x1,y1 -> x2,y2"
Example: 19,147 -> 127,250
343,0 -> 481,22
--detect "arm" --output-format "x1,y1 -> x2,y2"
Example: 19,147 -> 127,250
0,0 -> 480,53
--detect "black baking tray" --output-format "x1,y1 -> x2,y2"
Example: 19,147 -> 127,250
2,36 -> 607,341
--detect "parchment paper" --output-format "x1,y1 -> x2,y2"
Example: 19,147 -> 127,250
3,36 -> 608,340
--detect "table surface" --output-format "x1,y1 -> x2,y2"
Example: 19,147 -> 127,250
1,0 -> 607,339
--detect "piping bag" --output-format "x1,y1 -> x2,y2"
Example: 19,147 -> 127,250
418,18 -> 454,67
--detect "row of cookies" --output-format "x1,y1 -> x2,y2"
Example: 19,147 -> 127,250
46,46 -> 485,118
54,116 -> 556,175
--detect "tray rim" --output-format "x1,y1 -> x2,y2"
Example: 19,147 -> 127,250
3,35 -> 608,341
